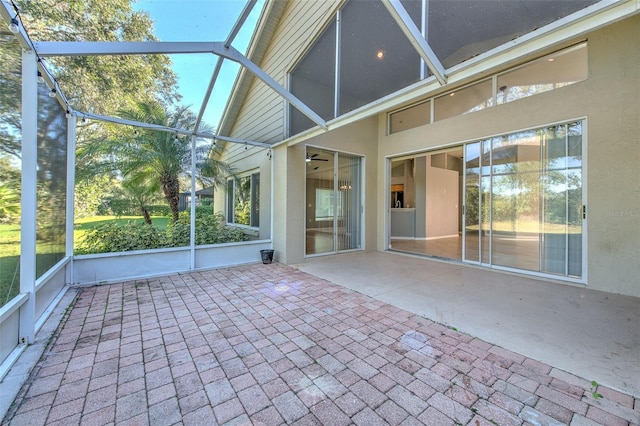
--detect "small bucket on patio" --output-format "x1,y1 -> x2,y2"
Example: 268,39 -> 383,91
260,249 -> 274,264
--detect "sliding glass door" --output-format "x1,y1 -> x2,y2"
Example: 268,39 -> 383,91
306,148 -> 362,256
463,121 -> 583,279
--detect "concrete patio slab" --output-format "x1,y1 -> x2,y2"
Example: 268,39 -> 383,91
2,262 -> 639,425
294,252 -> 640,399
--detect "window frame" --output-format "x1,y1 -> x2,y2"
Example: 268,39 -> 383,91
387,42 -> 587,134
226,170 -> 260,229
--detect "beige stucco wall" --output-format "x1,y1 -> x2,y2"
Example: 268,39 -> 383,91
273,117 -> 379,264
223,1 -> 638,296
376,15 -> 640,297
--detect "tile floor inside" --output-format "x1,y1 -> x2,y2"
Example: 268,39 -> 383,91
3,263 -> 639,425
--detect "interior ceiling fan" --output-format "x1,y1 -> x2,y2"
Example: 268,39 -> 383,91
306,153 -> 328,162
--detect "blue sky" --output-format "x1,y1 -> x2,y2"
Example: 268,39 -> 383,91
132,0 -> 264,130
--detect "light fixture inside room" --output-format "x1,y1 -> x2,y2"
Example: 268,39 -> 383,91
8,17 -> 19,34
376,50 -> 385,60
48,88 -> 57,98
305,154 -> 311,162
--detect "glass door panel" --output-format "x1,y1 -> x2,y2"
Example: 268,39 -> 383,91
566,122 -> 583,278
462,121 -> 583,278
541,122 -> 583,277
306,148 -> 362,256
490,132 -> 541,270
337,153 -> 362,251
480,140 -> 492,265
464,143 -> 480,262
306,148 -> 335,255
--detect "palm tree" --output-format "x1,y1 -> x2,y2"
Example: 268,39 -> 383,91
78,101 -> 232,222
120,171 -> 160,225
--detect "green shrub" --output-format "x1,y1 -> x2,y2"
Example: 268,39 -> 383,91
76,209 -> 246,254
168,209 -> 246,246
75,221 -> 169,254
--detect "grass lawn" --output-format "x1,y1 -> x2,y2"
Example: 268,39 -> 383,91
0,215 -> 169,307
0,223 -> 20,306
1,223 -> 65,307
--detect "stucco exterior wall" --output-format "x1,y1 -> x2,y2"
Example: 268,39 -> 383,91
273,117 -> 379,264
376,15 -> 640,296
222,1 -> 638,296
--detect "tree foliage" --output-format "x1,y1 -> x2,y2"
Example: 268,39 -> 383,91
0,33 -> 21,159
16,0 -> 179,114
77,101 -> 232,222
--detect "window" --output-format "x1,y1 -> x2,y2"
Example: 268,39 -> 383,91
389,100 -> 431,134
227,172 -> 260,227
434,79 -> 493,122
497,43 -> 587,104
291,0 -> 597,136
315,188 -> 344,221
390,43 -> 588,133
36,80 -> 68,277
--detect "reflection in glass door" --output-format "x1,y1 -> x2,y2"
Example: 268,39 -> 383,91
306,148 -> 362,256
464,143 -> 480,262
463,122 -> 583,279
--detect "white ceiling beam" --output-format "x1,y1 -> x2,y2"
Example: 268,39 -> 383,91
35,41 -> 328,130
1,0 -> 31,50
381,0 -> 447,85
195,0 -> 257,138
226,0 -> 257,47
77,111 -> 272,148
194,57 -> 224,133
34,41 -> 226,56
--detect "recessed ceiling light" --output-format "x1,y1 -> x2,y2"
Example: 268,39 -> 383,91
376,50 -> 385,60
548,58 -> 555,62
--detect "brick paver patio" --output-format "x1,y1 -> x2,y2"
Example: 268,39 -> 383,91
3,263 -> 639,425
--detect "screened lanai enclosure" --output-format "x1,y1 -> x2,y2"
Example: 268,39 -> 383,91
1,0 -> 639,385
0,0 -> 283,378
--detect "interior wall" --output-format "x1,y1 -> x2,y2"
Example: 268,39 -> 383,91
306,178 -> 333,230
377,15 -> 640,297
425,160 -> 459,239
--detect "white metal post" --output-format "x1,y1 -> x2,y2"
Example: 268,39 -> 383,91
19,49 -> 38,345
190,135 -> 197,270
66,115 -> 76,284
